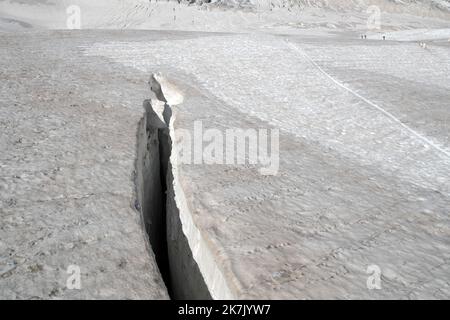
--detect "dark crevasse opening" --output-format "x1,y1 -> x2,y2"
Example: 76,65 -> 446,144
135,99 -> 212,300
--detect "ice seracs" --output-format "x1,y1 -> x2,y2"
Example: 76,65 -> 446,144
148,72 -> 184,125
149,72 -> 184,106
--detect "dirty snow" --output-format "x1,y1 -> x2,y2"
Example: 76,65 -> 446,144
1,0 -> 450,300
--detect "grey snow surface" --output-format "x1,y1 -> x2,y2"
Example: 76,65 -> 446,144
0,0 -> 449,300
86,32 -> 450,299
0,31 -> 172,299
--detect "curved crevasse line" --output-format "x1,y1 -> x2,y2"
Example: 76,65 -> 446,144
137,97 -> 229,299
135,102 -> 172,297
167,111 -> 236,300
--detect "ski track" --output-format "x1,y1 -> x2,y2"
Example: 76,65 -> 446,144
85,34 -> 450,193
285,40 -> 450,160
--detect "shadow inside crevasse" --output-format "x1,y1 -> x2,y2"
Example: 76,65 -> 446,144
136,99 -> 211,300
